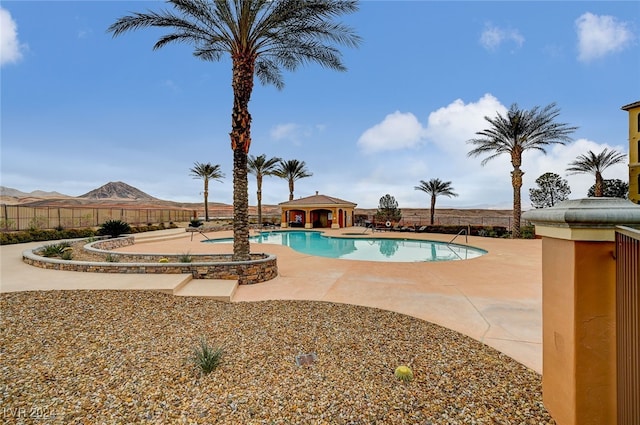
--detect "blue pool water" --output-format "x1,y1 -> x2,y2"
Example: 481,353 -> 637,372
204,231 -> 486,262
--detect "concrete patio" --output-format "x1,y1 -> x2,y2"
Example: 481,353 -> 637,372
0,227 -> 543,373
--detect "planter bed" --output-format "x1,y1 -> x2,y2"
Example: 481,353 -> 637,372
22,236 -> 278,285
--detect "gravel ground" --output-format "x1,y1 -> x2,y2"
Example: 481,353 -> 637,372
1,291 -> 554,424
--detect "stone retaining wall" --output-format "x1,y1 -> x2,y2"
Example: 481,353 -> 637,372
23,237 -> 278,285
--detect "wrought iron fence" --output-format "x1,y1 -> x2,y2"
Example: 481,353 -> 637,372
0,205 -> 195,231
615,226 -> 640,424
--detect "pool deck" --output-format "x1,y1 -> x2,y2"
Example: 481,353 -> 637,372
0,227 -> 543,373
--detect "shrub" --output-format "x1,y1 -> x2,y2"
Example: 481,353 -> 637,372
60,248 -> 74,260
104,254 -> 119,263
39,242 -> 72,257
98,220 -> 131,238
178,252 -> 193,263
189,337 -> 224,376
520,225 -> 535,239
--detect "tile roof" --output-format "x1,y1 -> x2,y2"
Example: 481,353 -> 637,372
279,193 -> 357,207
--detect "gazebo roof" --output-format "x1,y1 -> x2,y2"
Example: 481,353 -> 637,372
279,192 -> 357,208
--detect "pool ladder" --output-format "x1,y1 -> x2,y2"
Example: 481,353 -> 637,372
448,227 -> 469,245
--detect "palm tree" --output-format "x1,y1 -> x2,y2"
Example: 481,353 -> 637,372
467,103 -> 577,238
274,159 -> 313,201
108,0 -> 360,260
189,162 -> 225,222
566,148 -> 626,197
414,178 -> 458,225
248,154 -> 281,225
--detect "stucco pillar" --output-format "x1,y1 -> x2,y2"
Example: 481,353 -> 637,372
523,198 -> 640,425
331,208 -> 339,229
304,210 -> 312,229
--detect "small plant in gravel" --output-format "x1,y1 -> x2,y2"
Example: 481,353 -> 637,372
178,252 -> 193,263
60,247 -> 74,260
104,254 -> 119,262
39,241 -> 72,257
98,219 -> 131,238
394,365 -> 413,382
190,337 -> 224,376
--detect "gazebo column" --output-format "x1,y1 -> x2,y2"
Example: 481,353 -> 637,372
280,210 -> 288,228
304,209 -> 312,229
331,208 -> 340,229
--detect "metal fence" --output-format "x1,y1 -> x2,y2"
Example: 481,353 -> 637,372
615,226 -> 640,425
357,214 -> 523,229
0,205 -> 195,231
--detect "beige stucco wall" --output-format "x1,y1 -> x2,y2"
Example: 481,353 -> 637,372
541,237 -> 617,425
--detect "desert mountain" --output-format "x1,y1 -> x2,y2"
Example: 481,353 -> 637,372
79,181 -> 158,200
0,186 -> 70,198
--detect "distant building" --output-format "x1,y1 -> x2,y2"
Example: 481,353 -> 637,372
621,100 -> 640,204
279,192 -> 357,229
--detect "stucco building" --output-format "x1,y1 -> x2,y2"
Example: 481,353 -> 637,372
621,100 -> 640,204
279,192 -> 357,229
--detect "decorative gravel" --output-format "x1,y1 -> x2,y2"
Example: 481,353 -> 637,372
1,291 -> 554,424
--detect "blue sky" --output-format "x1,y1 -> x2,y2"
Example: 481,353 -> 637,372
1,1 -> 638,209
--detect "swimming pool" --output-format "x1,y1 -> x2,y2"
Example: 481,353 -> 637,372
204,231 -> 486,262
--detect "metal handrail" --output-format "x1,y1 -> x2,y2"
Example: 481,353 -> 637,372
448,227 -> 469,245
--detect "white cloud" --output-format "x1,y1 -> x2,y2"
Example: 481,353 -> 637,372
357,111 -> 426,153
576,12 -> 634,62
0,7 -> 26,66
480,23 -> 525,51
425,93 -> 507,155
421,95 -> 513,206
270,123 -> 312,145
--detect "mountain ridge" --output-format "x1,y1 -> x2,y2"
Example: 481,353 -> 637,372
1,183 -> 513,218
0,186 -> 70,198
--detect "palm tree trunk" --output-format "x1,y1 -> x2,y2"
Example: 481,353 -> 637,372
511,167 -> 523,238
203,179 -> 209,222
230,54 -> 254,261
233,148 -> 250,260
289,179 -> 294,201
595,172 -> 603,197
430,194 -> 436,225
257,176 -> 263,226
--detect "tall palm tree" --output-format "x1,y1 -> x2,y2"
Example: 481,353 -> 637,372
189,162 -> 225,222
248,154 -> 281,225
566,148 -> 626,197
467,103 -> 577,238
414,178 -> 458,225
108,0 -> 360,260
274,159 -> 313,201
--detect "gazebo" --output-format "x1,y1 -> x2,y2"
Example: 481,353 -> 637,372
279,192 -> 357,229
